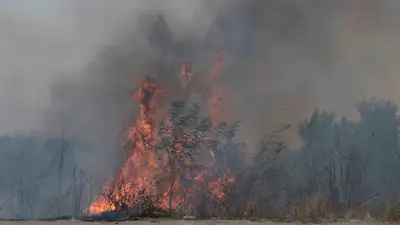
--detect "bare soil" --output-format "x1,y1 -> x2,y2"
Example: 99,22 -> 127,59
0,220 -> 387,225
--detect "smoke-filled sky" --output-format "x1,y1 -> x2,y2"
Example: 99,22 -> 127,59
0,0 -> 220,135
1,0 -> 400,148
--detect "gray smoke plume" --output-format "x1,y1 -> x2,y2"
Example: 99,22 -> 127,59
0,0 -> 399,218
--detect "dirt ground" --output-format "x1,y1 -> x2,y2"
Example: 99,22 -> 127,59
0,220 -> 388,225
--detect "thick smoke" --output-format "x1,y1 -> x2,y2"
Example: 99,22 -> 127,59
0,0 -> 399,218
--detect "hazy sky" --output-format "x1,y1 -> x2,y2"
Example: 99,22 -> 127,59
5,0 -> 64,16
1,1 -> 400,144
0,0 -> 220,136
1,4 -> 80,134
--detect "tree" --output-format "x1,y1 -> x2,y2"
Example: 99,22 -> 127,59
143,101 -> 227,213
355,99 -> 400,200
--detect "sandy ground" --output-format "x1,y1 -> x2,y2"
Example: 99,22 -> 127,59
0,220 -> 388,225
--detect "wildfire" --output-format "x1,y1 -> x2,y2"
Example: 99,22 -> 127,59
180,60 -> 193,87
210,54 -> 222,83
208,174 -> 235,199
209,55 -> 225,125
88,57 -> 233,216
89,77 -> 166,215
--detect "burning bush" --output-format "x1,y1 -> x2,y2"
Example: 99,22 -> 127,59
87,54 -> 292,219
99,178 -> 162,216
88,61 -> 243,217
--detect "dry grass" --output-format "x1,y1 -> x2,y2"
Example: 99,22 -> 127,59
291,193 -> 376,222
384,201 -> 400,222
343,208 -> 371,221
291,191 -> 336,222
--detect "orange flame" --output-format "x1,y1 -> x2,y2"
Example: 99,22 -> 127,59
89,80 -> 165,214
89,57 -> 234,215
180,61 -> 193,87
209,54 -> 225,125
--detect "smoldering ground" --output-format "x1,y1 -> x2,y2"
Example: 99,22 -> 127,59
0,0 -> 399,219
